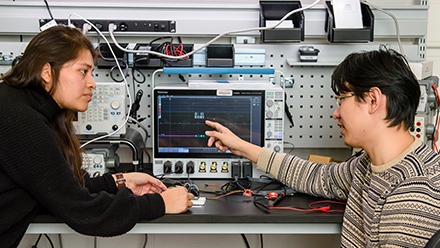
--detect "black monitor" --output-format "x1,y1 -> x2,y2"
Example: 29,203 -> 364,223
153,88 -> 265,159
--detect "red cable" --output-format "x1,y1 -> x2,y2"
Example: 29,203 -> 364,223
432,83 -> 440,153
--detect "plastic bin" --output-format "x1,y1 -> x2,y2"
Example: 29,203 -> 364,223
259,1 -> 305,43
325,1 -> 374,43
205,44 -> 234,67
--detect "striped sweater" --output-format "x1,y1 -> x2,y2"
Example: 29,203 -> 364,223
257,139 -> 440,247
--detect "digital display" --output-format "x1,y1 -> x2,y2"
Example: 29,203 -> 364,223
153,89 -> 264,158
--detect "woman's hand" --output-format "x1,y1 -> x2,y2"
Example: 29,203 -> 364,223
114,172 -> 168,196
205,120 -> 262,163
161,187 -> 194,214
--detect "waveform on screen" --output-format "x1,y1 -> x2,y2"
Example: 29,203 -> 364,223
159,134 -> 206,137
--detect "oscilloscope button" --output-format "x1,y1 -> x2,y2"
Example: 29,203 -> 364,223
110,100 -> 121,110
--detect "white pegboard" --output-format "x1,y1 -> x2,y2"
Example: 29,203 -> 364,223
0,42 -> 425,149
0,0 -> 430,150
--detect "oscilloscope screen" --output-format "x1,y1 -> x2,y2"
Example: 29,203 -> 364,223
153,89 -> 264,158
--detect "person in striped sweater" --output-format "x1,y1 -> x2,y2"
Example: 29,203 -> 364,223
205,47 -> 440,247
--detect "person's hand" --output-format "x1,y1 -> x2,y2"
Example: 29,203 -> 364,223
205,120 -> 247,155
116,172 -> 167,196
205,120 -> 262,163
160,187 -> 194,214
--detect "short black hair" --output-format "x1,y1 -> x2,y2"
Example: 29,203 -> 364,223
331,46 -> 420,130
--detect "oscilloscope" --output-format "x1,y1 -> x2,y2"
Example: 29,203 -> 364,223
152,82 -> 284,179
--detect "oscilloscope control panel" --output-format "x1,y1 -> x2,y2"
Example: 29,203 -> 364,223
82,152 -> 106,178
152,84 -> 284,179
75,82 -> 126,135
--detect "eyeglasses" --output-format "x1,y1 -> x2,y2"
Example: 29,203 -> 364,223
335,93 -> 355,106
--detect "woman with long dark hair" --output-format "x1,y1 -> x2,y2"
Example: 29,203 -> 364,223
0,25 -> 193,247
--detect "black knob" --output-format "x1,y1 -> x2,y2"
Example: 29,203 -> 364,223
174,161 -> 183,174
163,161 -> 172,174
186,161 -> 195,174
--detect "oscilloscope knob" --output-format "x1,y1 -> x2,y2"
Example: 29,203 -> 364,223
266,131 -> 273,138
266,99 -> 274,107
274,145 -> 281,152
93,156 -> 102,165
110,100 -> 121,110
266,110 -> 274,118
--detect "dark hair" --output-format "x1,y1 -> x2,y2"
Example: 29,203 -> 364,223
1,25 -> 97,186
331,46 -> 420,130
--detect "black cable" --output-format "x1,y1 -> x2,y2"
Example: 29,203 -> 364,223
43,0 -> 54,20
284,92 -> 294,127
241,234 -> 251,248
221,179 -> 251,192
141,147 -> 151,164
109,63 -> 129,83
142,234 -> 148,248
132,67 -> 146,84
260,234 -> 264,248
32,234 -> 54,248
283,141 -> 295,154
96,30 -> 129,83
32,234 -> 42,248
44,234 -> 55,248
129,89 -> 143,119
12,55 -> 22,67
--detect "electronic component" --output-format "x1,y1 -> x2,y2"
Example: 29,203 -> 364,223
410,116 -> 426,142
298,45 -> 320,62
39,19 -> 176,33
0,55 -> 15,65
75,82 -> 126,135
82,153 -> 106,177
152,83 -> 284,179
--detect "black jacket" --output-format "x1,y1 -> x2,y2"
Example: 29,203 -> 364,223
0,83 -> 165,247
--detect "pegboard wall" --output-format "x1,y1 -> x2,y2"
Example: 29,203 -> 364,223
0,1 -> 431,150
